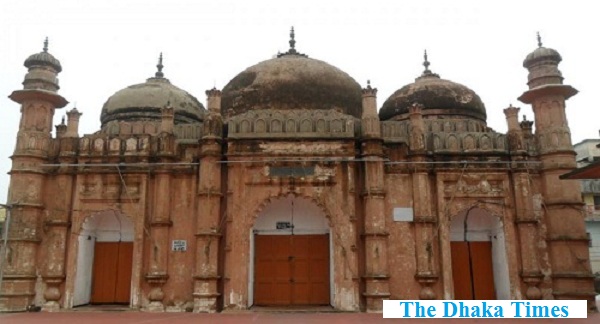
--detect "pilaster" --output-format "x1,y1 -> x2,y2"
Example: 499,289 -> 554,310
193,88 -> 223,312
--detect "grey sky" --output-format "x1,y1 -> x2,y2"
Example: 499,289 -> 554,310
0,0 -> 597,202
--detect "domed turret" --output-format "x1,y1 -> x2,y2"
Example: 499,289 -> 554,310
21,38 -> 63,93
100,53 -> 205,127
379,51 -> 486,122
522,32 -> 564,89
221,28 -> 362,118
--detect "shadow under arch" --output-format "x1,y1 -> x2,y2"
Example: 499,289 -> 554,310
73,210 -> 134,307
449,206 -> 511,300
249,192 -> 333,229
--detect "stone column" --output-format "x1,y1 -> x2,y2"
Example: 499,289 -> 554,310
408,103 -> 438,299
2,39 -> 68,311
504,105 -> 543,299
519,37 -> 595,310
145,104 -> 176,311
41,127 -> 78,311
192,88 -> 223,312
64,107 -> 82,138
360,82 -> 390,312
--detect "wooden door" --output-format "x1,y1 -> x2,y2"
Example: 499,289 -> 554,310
450,241 -> 495,300
254,234 -> 329,306
91,242 -> 133,304
470,241 -> 495,299
451,242 -> 473,300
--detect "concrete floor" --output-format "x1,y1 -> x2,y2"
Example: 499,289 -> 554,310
1,308 -> 599,324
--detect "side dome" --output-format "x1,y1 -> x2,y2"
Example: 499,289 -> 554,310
100,55 -> 205,127
221,29 -> 362,118
379,52 -> 486,122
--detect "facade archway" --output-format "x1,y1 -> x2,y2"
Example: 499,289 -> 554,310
73,210 -> 134,306
249,194 -> 332,306
449,207 -> 511,300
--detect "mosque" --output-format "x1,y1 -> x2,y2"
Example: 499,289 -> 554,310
0,29 -> 595,312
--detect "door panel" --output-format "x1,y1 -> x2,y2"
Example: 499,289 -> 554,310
451,241 -> 496,300
469,242 -> 496,300
91,242 -> 133,304
451,242 -> 473,300
91,243 -> 119,303
115,242 -> 133,303
254,234 -> 329,306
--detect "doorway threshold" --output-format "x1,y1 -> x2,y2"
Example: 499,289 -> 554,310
72,304 -> 133,312
250,305 -> 336,313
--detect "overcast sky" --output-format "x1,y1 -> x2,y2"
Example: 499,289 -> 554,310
0,0 -> 598,202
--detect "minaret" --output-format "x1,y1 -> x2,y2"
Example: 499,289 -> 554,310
518,33 -> 595,311
2,38 -> 68,312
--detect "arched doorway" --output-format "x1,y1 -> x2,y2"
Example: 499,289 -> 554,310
73,210 -> 134,306
449,207 -> 510,300
249,195 -> 331,306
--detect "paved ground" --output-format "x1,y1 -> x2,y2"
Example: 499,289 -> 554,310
1,309 -> 599,324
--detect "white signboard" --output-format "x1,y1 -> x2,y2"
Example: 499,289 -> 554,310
393,208 -> 414,222
172,240 -> 187,251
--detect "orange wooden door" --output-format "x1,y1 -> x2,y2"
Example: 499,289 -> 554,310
91,242 -> 133,304
115,242 -> 133,303
306,234 -> 329,305
451,242 -> 473,300
470,241 -> 496,300
254,234 -> 329,306
91,242 -> 119,303
254,235 -> 293,305
450,241 -> 496,300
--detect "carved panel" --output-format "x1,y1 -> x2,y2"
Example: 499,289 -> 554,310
443,174 -> 504,198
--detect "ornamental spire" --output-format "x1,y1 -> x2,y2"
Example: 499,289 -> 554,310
289,26 -> 296,52
43,37 -> 48,53
537,32 -> 543,48
277,26 -> 307,58
419,50 -> 439,78
423,50 -> 431,74
155,52 -> 164,78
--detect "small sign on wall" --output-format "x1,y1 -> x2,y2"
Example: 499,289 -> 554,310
393,208 -> 414,222
276,221 -> 293,230
172,240 -> 187,251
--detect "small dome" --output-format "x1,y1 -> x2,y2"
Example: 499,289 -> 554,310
523,33 -> 562,68
100,77 -> 205,126
380,53 -> 486,121
100,54 -> 205,126
221,28 -> 362,118
24,38 -> 62,72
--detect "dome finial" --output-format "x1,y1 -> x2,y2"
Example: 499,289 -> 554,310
155,52 -> 164,78
423,50 -> 431,73
277,26 -> 307,58
289,26 -> 296,52
43,37 -> 49,53
537,32 -> 542,48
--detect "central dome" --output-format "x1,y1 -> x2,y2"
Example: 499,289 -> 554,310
221,29 -> 362,118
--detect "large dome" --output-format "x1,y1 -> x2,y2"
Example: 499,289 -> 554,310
100,56 -> 205,126
379,54 -> 486,122
221,52 -> 362,118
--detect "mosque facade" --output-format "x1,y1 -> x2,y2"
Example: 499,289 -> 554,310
0,30 -> 596,312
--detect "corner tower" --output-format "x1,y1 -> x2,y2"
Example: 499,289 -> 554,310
518,33 -> 596,311
2,38 -> 68,311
